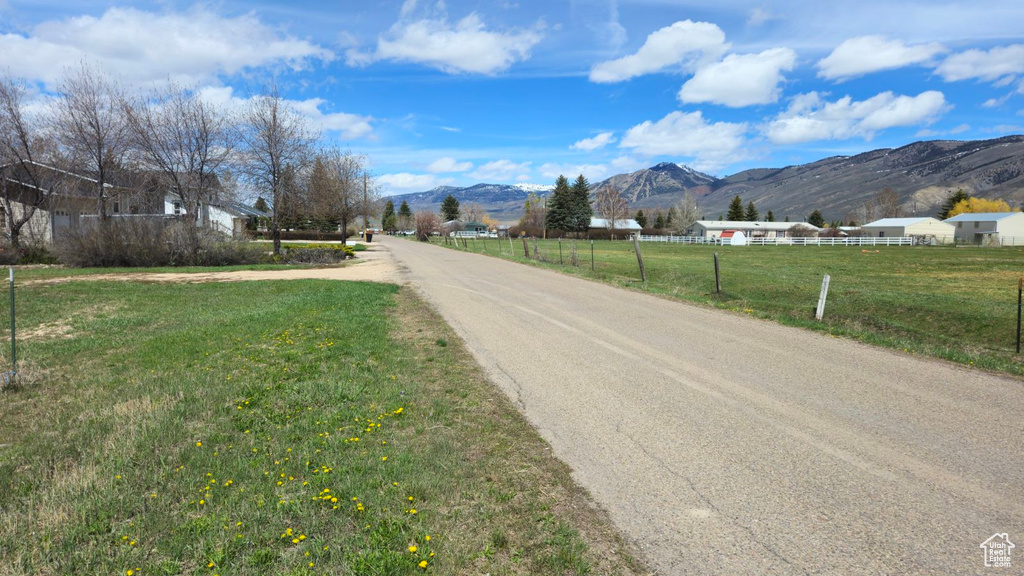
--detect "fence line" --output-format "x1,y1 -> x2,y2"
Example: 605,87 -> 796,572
638,235 -> 917,246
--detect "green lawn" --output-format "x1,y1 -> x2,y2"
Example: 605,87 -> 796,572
429,236 -> 1024,376
0,279 -> 642,575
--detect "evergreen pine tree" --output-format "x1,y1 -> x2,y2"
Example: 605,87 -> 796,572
666,207 -> 676,227
440,194 -> 460,221
545,175 -> 572,231
744,200 -> 759,222
937,188 -> 970,219
566,174 -> 593,233
382,200 -> 397,232
398,200 -> 412,219
766,210 -> 775,222
254,197 -> 269,213
726,196 -> 745,220
807,209 -> 825,227
785,216 -> 790,222
634,210 -> 647,228
654,212 -> 666,229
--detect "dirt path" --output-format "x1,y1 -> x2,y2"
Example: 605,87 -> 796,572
26,243 -> 402,285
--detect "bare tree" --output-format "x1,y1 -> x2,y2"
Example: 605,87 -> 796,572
414,210 -> 440,241
50,62 -> 129,221
238,87 -> 317,254
462,202 -> 486,223
308,148 -> 367,245
594,186 -> 628,237
0,74 -> 68,248
124,82 -> 235,228
519,192 -> 546,230
673,191 -> 700,234
875,187 -> 902,218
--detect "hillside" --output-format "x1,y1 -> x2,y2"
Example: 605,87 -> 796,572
390,136 -> 1024,222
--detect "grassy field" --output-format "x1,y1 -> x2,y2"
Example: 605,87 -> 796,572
0,278 -> 644,575
429,236 -> 1024,376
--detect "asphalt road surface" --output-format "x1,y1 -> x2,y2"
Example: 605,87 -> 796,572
381,236 -> 1023,575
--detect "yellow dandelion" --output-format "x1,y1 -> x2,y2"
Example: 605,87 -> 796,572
419,560 -> 428,569
409,545 -> 418,553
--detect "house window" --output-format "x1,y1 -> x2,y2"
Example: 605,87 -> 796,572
112,202 -> 120,214
957,222 -> 962,229
974,221 -> 979,229
173,202 -> 182,216
878,231 -> 885,237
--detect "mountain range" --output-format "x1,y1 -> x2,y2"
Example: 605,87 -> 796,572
389,136 -> 1024,223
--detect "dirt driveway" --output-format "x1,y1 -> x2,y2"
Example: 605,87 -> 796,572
26,242 -> 402,285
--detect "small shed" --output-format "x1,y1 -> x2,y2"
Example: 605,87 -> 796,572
860,217 -> 955,244
720,230 -> 747,246
944,212 -> 1024,245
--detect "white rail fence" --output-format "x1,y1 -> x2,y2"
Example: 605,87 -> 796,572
638,235 -> 917,246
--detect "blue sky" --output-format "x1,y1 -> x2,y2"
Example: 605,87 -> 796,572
2,0 -> 1024,195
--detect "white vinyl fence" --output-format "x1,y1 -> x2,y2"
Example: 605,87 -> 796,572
638,235 -> 917,246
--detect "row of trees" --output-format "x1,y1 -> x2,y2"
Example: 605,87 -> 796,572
381,199 -> 414,232
0,63 -> 378,254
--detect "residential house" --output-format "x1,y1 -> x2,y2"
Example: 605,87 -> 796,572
944,212 -> 1024,245
690,220 -> 820,238
860,217 -> 955,244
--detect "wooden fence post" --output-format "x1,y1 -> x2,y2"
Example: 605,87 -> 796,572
815,274 -> 831,321
522,237 -> 529,258
590,240 -> 595,271
714,252 -> 721,294
633,233 -> 646,283
558,238 -> 563,265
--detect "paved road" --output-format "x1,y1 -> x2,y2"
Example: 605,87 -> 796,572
382,236 -> 1024,575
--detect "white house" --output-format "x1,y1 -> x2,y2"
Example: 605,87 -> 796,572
589,217 -> 642,232
860,217 -> 955,244
944,212 -> 1024,245
690,220 -> 820,238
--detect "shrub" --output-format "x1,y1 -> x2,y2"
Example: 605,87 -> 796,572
280,244 -> 355,264
54,220 -> 268,268
247,230 -> 352,242
0,239 -> 57,265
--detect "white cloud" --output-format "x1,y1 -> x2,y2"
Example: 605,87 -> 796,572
538,156 -> 648,181
570,131 -> 616,151
936,44 -> 1024,82
538,162 -> 613,182
440,126 -> 461,132
816,36 -> 945,80
349,12 -> 543,75
619,111 -> 747,172
427,157 -> 473,172
469,159 -> 532,181
378,172 -> 453,194
764,90 -> 950,144
0,6 -> 333,88
679,47 -> 795,107
589,20 -> 727,83
746,8 -> 775,27
198,87 -> 374,140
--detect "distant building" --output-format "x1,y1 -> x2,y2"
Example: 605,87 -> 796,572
860,217 -> 955,244
690,220 -> 820,238
589,217 -> 642,232
944,212 -> 1024,245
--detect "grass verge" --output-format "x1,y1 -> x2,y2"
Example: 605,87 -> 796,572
426,236 -> 1024,377
0,278 -> 645,575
